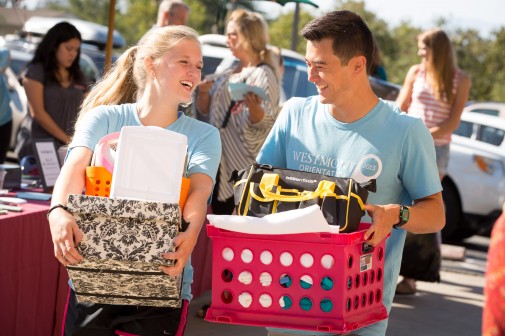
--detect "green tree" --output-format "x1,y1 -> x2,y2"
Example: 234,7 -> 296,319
47,0 -> 111,25
41,0 -> 505,102
268,10 -> 315,54
185,0 -> 254,35
116,0 -> 158,45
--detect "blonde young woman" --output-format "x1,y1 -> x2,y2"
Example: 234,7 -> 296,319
396,28 -> 471,295
47,26 -> 221,335
196,8 -> 281,216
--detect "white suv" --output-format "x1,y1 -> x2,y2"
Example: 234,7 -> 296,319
443,111 -> 505,240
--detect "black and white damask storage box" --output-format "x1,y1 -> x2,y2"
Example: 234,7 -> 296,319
65,194 -> 182,308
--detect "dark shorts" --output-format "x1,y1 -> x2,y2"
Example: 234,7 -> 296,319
63,288 -> 189,336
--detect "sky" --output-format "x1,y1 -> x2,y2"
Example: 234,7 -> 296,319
254,0 -> 504,38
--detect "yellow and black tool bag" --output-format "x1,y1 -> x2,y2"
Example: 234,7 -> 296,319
230,164 -> 376,233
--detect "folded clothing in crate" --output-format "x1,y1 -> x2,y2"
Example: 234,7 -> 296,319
231,164 -> 376,233
65,194 -> 182,307
205,224 -> 388,333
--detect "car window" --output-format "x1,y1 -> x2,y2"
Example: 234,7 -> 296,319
202,56 -> 224,78
79,57 -> 99,84
469,108 -> 499,117
478,125 -> 505,146
454,120 -> 474,138
282,57 -> 317,99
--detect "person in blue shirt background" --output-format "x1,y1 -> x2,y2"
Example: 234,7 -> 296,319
0,46 -> 13,163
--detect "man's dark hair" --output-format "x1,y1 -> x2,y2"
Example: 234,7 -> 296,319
301,10 -> 374,74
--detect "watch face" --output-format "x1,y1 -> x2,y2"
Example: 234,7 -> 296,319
401,206 -> 410,222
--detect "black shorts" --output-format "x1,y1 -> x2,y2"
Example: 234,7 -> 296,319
63,288 -> 189,336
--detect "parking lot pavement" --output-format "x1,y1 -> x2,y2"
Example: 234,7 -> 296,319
186,263 -> 485,336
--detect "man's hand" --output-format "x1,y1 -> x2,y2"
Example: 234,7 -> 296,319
363,203 -> 396,246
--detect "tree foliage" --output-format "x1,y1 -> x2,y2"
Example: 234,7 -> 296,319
43,0 -> 505,102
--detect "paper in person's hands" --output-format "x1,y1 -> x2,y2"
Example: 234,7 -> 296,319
228,82 -> 269,101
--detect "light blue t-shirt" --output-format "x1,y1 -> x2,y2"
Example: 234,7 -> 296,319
0,47 -> 12,127
257,96 -> 442,336
70,103 -> 222,302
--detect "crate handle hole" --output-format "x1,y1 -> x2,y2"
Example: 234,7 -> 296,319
300,253 -> 314,268
238,292 -> 252,308
238,270 -> 252,285
320,276 -> 334,291
241,249 -> 253,263
362,242 -> 373,253
320,298 -> 333,313
279,274 -> 292,288
299,297 -> 313,311
280,252 -> 293,267
279,295 -> 293,310
378,247 -> 384,261
221,290 -> 233,304
259,293 -> 273,308
222,269 -> 233,283
300,275 -> 313,289
259,272 -> 272,287
222,247 -> 234,262
346,298 -> 351,312
260,250 -> 273,265
376,289 -> 382,303
321,254 -> 335,269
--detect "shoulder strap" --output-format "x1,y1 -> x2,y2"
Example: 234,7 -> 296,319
221,100 -> 236,129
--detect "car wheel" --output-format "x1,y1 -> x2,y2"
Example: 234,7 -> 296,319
441,178 -> 462,242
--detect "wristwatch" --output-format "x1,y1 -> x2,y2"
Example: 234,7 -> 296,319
393,205 -> 410,229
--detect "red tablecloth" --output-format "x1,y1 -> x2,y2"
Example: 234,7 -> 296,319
0,200 -> 69,336
0,199 -> 213,336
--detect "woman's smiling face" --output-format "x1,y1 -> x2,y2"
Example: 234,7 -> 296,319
153,39 -> 203,104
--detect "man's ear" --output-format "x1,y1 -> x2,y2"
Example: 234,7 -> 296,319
144,57 -> 156,79
350,55 -> 367,74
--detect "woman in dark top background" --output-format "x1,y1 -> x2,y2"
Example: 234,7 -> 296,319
23,21 -> 87,157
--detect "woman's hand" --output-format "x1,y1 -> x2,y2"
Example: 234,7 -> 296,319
196,79 -> 214,115
160,229 -> 198,277
198,79 -> 214,95
244,92 -> 264,124
159,173 -> 214,277
48,207 -> 84,266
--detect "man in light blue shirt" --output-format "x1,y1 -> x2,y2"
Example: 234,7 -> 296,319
257,10 -> 445,336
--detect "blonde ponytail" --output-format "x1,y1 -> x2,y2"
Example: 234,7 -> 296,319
76,46 -> 139,128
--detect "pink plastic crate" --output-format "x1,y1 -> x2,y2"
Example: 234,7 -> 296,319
205,223 -> 388,333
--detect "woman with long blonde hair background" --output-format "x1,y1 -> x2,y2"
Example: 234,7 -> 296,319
396,28 -> 471,295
